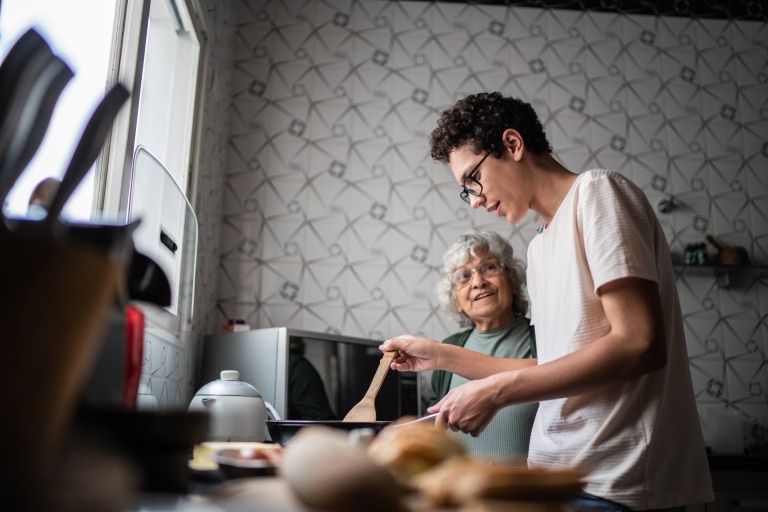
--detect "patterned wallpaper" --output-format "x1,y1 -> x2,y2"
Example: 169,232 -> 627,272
191,0 -> 235,382
190,0 -> 767,449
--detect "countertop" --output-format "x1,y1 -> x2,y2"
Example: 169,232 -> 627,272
123,454 -> 768,512
129,477 -> 464,512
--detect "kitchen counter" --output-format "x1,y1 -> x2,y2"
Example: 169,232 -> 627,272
130,466 -> 580,512
121,456 -> 768,512
128,478 -> 413,512
129,477 -> 564,512
689,454 -> 768,512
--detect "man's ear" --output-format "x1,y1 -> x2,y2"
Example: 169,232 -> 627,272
502,128 -> 524,158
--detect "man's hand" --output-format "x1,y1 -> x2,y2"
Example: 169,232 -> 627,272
429,375 -> 505,437
380,334 -> 442,372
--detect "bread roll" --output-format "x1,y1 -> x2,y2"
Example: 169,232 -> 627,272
366,420 -> 465,480
280,426 -> 408,512
415,456 -> 584,507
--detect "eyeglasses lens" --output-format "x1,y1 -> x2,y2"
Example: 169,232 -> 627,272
460,153 -> 488,204
462,178 -> 482,201
452,261 -> 502,288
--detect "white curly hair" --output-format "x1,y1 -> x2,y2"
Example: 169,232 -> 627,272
437,230 -> 528,328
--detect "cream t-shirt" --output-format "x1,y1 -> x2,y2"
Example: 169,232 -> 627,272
526,169 -> 713,510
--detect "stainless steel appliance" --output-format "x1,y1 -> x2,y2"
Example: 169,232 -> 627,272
199,327 -> 422,422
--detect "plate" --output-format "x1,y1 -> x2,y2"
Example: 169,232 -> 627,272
213,447 -> 281,479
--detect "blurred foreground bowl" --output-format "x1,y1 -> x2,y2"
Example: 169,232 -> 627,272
0,224 -> 130,504
76,408 -> 209,492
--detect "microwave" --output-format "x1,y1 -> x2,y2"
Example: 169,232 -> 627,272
198,327 -> 422,421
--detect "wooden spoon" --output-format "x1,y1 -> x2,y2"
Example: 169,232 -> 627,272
343,351 -> 397,422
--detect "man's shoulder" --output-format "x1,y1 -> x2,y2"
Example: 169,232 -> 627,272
578,169 -> 640,192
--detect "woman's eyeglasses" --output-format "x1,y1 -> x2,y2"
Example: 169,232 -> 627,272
451,259 -> 505,288
460,152 -> 490,204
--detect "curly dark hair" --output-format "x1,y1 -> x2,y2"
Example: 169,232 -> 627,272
429,92 -> 552,163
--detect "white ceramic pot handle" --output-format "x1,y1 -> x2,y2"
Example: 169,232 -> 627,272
264,401 -> 281,420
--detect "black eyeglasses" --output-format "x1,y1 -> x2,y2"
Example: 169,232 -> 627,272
459,152 -> 490,204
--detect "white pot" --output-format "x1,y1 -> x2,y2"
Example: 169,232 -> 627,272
189,370 -> 268,442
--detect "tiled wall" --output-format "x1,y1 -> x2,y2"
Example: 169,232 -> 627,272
191,0 -> 767,449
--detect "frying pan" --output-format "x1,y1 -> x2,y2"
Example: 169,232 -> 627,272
266,420 -> 390,445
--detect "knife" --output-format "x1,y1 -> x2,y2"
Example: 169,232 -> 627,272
394,412 -> 439,428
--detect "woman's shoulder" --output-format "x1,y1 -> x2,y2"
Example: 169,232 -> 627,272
442,329 -> 473,346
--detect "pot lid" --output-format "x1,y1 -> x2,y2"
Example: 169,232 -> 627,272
194,370 -> 262,398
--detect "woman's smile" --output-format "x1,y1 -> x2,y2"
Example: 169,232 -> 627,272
473,290 -> 495,302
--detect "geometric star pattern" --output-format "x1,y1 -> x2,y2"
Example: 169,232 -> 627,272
189,0 -> 767,451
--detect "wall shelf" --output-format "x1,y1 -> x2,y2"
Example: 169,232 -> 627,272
672,264 -> 767,288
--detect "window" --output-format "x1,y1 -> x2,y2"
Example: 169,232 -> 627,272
0,0 -> 117,220
129,0 -> 201,196
0,0 -> 203,220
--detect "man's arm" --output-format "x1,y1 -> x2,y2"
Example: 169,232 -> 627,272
431,276 -> 667,435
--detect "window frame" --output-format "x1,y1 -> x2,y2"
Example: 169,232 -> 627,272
101,0 -> 207,217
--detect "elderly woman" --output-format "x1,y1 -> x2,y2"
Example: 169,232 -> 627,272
429,230 -> 537,466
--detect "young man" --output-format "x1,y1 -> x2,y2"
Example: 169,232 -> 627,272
381,92 -> 713,511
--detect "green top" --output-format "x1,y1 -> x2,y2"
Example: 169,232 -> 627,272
430,317 -> 538,466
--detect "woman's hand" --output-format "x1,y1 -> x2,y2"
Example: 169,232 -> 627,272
380,334 -> 441,372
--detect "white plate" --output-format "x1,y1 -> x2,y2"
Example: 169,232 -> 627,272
212,447 -> 280,479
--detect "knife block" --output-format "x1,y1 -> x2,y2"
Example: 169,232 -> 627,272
0,226 -> 125,497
